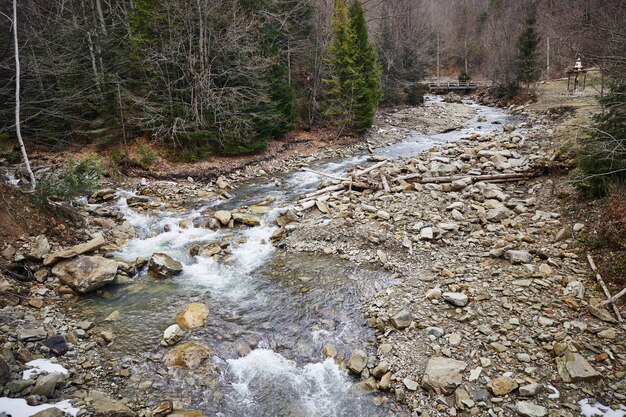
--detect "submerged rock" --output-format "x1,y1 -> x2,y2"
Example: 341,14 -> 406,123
163,342 -> 212,369
175,303 -> 209,329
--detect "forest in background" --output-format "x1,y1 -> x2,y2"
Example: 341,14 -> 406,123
0,0 -> 623,160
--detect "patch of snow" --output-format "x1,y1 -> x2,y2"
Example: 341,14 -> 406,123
22,358 -> 69,379
547,385 -> 560,399
579,398 -> 626,417
0,398 -> 78,417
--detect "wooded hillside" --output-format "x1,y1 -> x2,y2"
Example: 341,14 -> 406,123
0,0 -> 623,157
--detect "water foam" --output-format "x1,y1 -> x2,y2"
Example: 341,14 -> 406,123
227,349 -> 352,417
115,226 -> 221,262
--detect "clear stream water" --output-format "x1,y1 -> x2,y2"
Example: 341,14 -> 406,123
75,98 -> 521,417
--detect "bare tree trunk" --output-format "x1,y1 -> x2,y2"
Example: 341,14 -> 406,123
12,0 -> 37,191
95,0 -> 107,34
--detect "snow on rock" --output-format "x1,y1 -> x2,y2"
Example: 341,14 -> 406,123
0,398 -> 78,417
579,399 -> 626,417
22,359 -> 69,379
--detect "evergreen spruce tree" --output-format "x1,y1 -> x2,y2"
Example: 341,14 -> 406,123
324,0 -> 380,134
348,0 -> 381,132
515,7 -> 541,88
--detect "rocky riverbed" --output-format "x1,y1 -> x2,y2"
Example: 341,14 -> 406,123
280,103 -> 626,416
1,97 -> 624,417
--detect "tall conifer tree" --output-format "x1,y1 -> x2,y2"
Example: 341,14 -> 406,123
348,0 -> 381,132
323,0 -> 380,134
515,6 -> 541,88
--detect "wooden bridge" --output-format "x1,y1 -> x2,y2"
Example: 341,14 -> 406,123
423,80 -> 489,92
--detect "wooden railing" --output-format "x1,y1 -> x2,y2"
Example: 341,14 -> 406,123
423,80 -> 489,90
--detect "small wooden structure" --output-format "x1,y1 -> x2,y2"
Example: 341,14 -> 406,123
424,81 -> 488,93
566,58 -> 587,91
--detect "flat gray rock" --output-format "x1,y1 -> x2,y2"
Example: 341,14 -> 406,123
421,356 -> 467,394
442,292 -> 468,307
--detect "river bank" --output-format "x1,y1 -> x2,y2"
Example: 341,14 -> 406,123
1,95 -> 624,417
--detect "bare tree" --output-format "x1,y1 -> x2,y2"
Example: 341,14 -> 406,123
6,0 -> 37,191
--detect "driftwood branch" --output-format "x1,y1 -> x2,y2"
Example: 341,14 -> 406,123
381,174 -> 390,192
588,254 -> 623,322
393,172 -> 529,184
353,159 -> 389,178
303,168 -> 350,182
302,183 -> 345,200
596,287 -> 626,308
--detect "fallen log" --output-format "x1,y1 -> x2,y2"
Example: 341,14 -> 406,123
296,191 -> 345,211
597,287 -> 626,308
381,174 -> 390,192
353,159 -> 389,178
393,172 -> 529,184
587,254 -> 623,322
303,168 -> 350,182
302,183 -> 346,200
298,194 -> 330,211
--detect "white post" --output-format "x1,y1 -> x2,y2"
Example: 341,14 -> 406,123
436,33 -> 440,81
12,0 -> 36,191
546,37 -> 550,78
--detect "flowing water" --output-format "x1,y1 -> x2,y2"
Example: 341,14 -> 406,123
75,98 -> 521,417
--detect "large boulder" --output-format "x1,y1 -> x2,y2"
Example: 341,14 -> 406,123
175,303 -> 209,329
89,391 -> 137,417
27,235 -> 51,261
163,342 -> 212,369
213,211 -> 232,226
148,253 -> 183,277
32,372 -> 64,398
421,357 -> 468,394
51,255 -> 118,293
44,233 -> 106,266
0,355 -> 9,385
231,213 -> 261,227
347,349 -> 368,374
556,351 -> 601,382
32,409 -> 65,417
